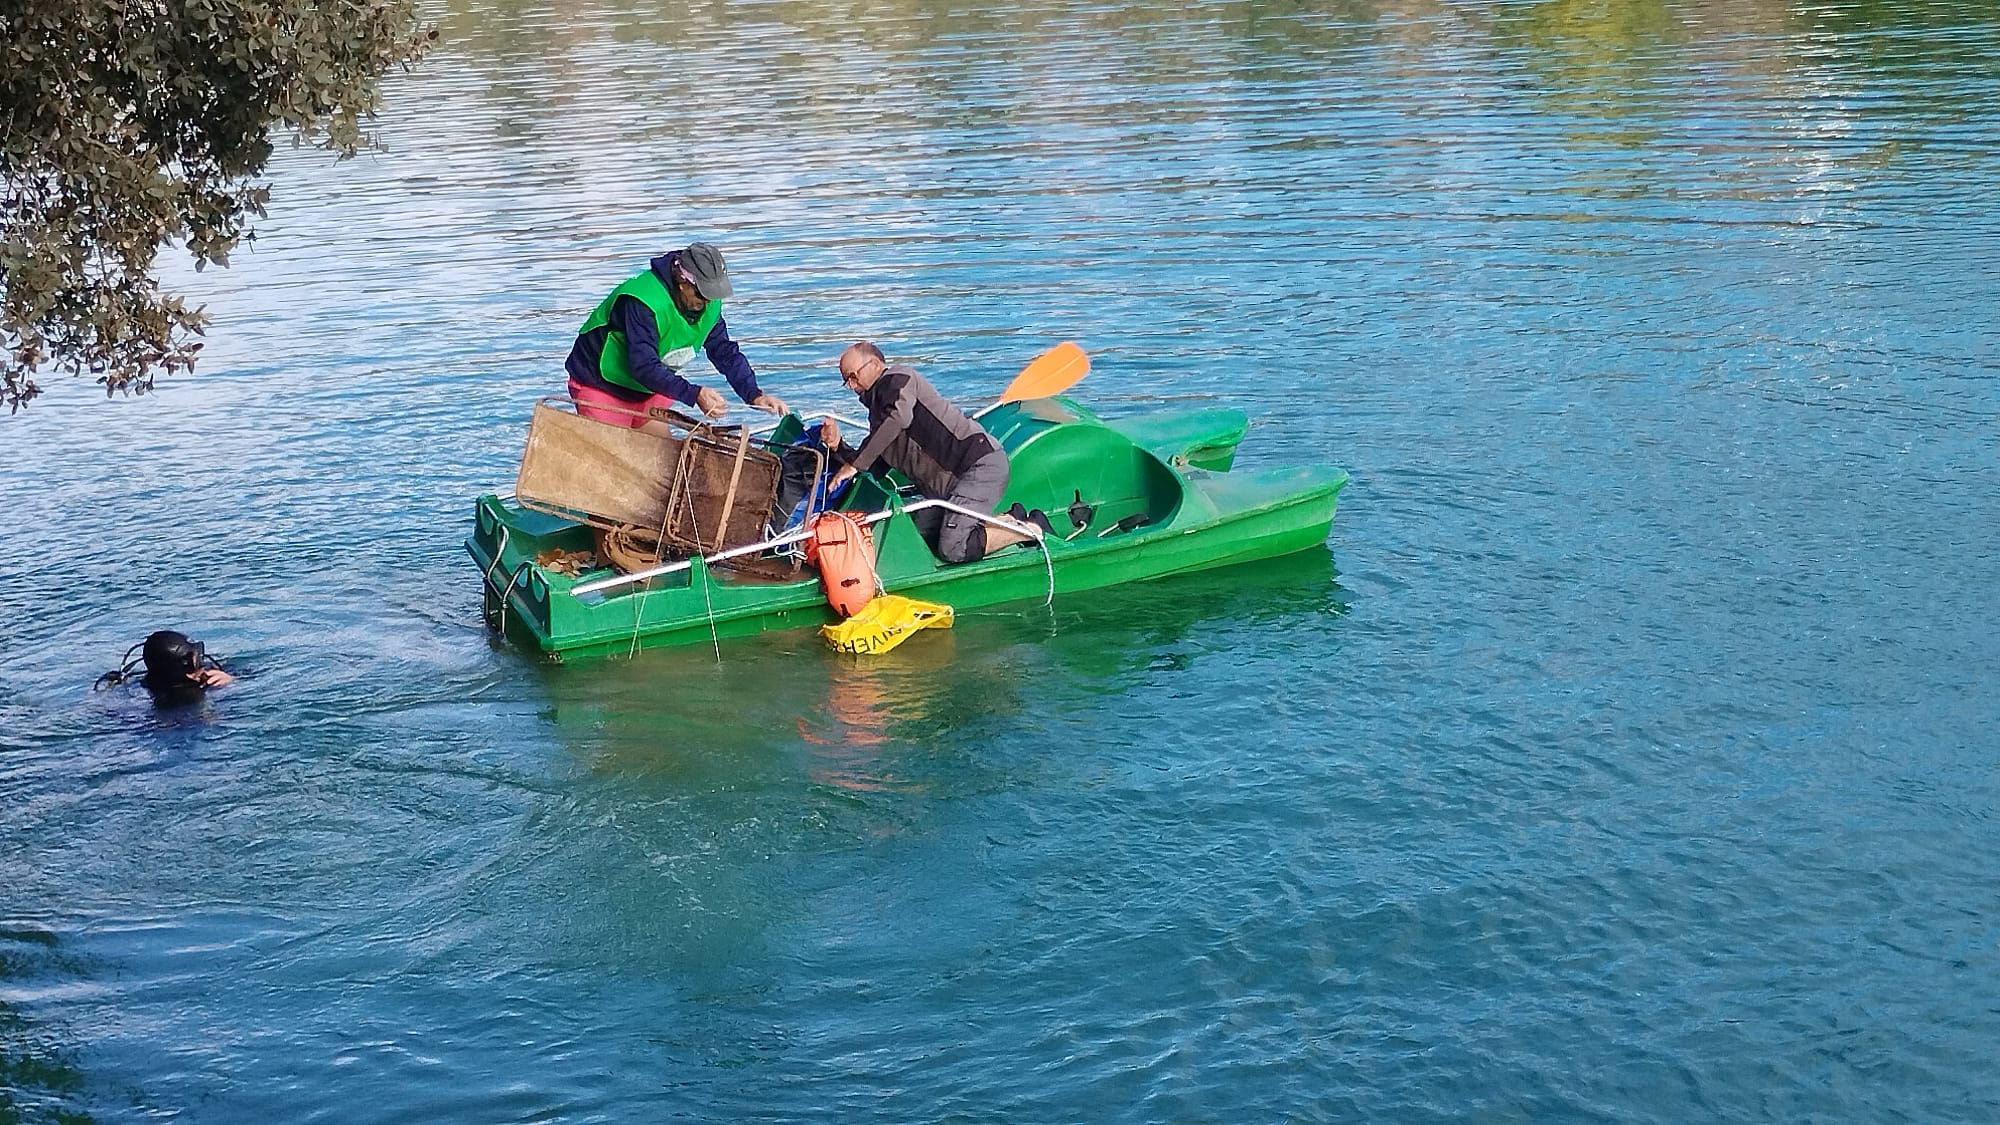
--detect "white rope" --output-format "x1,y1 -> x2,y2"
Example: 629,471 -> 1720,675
628,575 -> 647,660
686,423 -> 727,665
572,523 -> 821,596
699,558 -> 722,666
911,498 -> 1055,606
1033,532 -> 1055,607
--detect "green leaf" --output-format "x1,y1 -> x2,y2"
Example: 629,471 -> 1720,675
1,0 -> 435,408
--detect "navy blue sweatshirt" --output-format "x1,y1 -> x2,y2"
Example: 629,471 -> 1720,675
564,252 -> 763,406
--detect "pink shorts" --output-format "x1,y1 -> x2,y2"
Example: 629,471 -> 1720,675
566,378 -> 678,429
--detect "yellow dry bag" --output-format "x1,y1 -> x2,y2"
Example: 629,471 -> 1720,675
820,595 -> 953,655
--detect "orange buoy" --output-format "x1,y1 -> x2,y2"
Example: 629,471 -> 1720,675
806,511 -> 877,617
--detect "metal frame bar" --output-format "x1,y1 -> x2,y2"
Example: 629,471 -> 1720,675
567,497 -> 1042,598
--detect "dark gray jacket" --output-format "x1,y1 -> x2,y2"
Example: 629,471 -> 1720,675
842,365 -> 1002,498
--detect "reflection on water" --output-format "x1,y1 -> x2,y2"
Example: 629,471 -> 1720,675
497,551 -> 1348,1021
544,549 -> 1343,787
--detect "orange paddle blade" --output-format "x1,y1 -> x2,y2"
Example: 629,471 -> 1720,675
995,341 -> 1088,405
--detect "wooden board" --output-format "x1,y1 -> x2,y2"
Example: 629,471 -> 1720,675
514,400 -> 681,528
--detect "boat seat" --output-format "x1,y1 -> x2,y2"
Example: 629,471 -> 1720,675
987,410 -> 1183,534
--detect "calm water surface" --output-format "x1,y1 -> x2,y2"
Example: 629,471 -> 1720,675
4,0 -> 1998,1120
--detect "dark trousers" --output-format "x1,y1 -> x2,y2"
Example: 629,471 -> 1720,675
911,452 -> 1009,564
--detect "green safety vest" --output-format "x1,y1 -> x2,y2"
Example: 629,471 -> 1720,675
577,267 -> 722,395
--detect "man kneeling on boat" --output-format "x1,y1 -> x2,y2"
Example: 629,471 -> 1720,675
822,341 -> 1048,563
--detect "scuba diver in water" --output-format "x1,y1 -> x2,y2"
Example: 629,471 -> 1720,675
96,631 -> 235,706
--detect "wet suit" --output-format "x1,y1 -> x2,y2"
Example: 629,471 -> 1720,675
141,672 -> 209,710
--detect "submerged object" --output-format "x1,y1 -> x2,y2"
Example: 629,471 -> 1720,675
469,394 -> 1346,659
820,594 -> 954,655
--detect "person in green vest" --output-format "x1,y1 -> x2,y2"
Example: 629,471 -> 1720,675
564,242 -> 788,426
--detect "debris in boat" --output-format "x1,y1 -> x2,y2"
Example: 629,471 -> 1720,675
598,523 -> 667,574
534,547 -> 598,576
513,397 -> 782,563
821,595 -> 953,655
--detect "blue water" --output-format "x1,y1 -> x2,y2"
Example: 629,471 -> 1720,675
5,0 -> 1999,1120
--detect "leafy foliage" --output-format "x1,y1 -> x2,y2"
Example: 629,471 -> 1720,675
0,0 -> 435,411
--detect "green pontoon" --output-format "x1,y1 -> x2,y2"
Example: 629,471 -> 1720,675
467,396 -> 1346,660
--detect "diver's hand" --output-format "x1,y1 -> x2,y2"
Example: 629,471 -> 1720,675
198,667 -> 234,688
694,385 -> 727,419
751,392 -> 788,417
818,416 -> 839,446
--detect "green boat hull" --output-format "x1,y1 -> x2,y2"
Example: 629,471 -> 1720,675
467,397 -> 1344,660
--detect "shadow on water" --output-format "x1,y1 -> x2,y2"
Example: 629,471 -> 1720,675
0,926 -> 89,1125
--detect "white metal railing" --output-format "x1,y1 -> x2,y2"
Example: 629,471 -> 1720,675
566,497 -> 1042,598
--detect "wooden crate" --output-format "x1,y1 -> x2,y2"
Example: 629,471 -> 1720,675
662,427 -> 782,552
513,397 -> 781,561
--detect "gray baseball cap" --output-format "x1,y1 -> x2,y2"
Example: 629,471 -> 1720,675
677,242 -> 733,300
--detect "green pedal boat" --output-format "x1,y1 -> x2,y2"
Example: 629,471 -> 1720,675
466,396 -> 1346,660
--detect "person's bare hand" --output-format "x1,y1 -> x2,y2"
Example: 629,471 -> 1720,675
198,667 -> 234,688
818,416 -> 840,446
694,385 -> 727,419
752,392 -> 788,417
